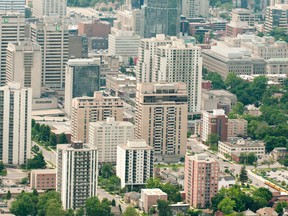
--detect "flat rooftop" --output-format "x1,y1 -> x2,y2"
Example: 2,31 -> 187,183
141,189 -> 167,196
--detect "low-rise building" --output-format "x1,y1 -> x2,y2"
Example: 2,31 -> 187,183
139,189 -> 167,213
270,147 -> 288,160
106,74 -> 136,97
218,175 -> 235,190
218,138 -> 265,158
245,104 -> 262,116
30,169 -> 56,190
227,119 -> 248,138
256,207 -> 278,216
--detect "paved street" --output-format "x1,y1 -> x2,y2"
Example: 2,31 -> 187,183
97,188 -> 127,212
32,141 -> 56,166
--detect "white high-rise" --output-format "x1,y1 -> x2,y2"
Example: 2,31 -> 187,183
0,13 -> 25,86
31,20 -> 69,90
57,142 -> 98,210
154,40 -> 202,113
136,34 -> 176,83
116,139 -> 153,189
6,40 -> 42,98
89,118 -> 134,163
32,0 -> 67,18
0,82 -> 32,165
182,0 -> 209,18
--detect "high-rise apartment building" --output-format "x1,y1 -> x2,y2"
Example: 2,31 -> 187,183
184,153 -> 219,208
0,0 -> 25,13
65,59 -> 101,116
30,20 -> 69,90
71,92 -> 124,143
89,118 -> 134,163
182,0 -> 209,18
231,8 -> 255,26
265,4 -> 288,32
57,141 -> 98,210
154,40 -> 202,113
135,82 -> 188,158
0,82 -> 32,165
32,0 -> 67,18
136,34 -> 175,83
6,40 -> 42,98
0,13 -> 25,86
200,109 -> 228,143
116,139 -> 153,189
140,0 -> 180,38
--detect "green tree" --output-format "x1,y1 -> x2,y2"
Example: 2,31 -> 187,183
26,152 -> 46,169
239,166 -> 248,185
32,189 -> 38,197
206,133 -> 219,146
10,193 -> 38,216
37,191 -> 62,216
0,161 -> 5,172
149,207 -> 156,215
252,187 -> 272,202
75,207 -> 84,216
123,206 -> 139,216
58,133 -> 68,144
6,190 -> 11,200
157,200 -> 172,216
45,198 -> 66,216
49,133 -> 58,147
66,209 -> 75,216
275,201 -> 288,213
129,57 -> 134,66
217,197 -> 236,215
187,209 -> 202,216
101,163 -> 114,178
85,197 -> 112,216
146,178 -> 161,189
204,72 -> 226,89
161,183 -> 182,203
111,199 -> 116,206
21,177 -> 28,184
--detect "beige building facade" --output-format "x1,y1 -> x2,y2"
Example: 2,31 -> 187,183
227,119 -> 248,138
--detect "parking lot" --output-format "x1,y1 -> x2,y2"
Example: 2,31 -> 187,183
266,169 -> 288,185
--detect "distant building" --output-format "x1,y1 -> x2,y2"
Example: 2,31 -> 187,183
88,37 -> 108,51
184,153 -> 219,208
71,92 -> 123,143
218,175 -> 235,190
227,119 -> 248,138
245,104 -> 262,116
231,8 -> 255,26
30,169 -> 56,190
256,207 -> 278,216
265,4 -> 288,32
32,0 -> 67,18
68,35 -> 88,59
0,82 -> 32,165
6,40 -> 42,98
78,19 -> 111,38
226,21 -> 255,37
135,82 -> 188,159
117,139 -> 153,189
270,147 -> 288,160
139,189 -> 167,213
182,0 -> 209,18
57,142 -> 98,210
201,109 -> 228,143
89,118 -> 134,163
0,13 -> 25,86
0,0 -> 25,14
106,74 -> 136,97
218,138 -> 265,158
65,59 -> 101,116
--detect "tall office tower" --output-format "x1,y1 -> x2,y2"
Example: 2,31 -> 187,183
57,141 -> 98,210
0,0 -> 25,13
200,109 -> 228,143
182,0 -> 209,18
0,14 -> 25,86
270,0 -> 288,6
71,92 -> 124,143
135,82 -> 188,159
6,40 -> 42,98
136,34 -> 175,83
65,58 -> 101,116
264,4 -> 288,32
154,40 -> 202,113
184,153 -> 219,208
89,118 -> 134,163
116,139 -> 153,189
32,0 -> 67,18
0,82 -> 32,165
140,0 -> 180,38
30,21 -> 69,90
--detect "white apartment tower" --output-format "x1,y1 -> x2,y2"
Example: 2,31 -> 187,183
0,82 -> 32,165
182,0 -> 209,18
57,142 -> 98,210
71,92 -> 124,143
89,118 -> 134,163
116,139 -> 153,189
6,40 -> 42,98
135,82 -> 188,159
136,34 -> 176,83
0,0 -> 25,13
0,13 -> 25,86
32,0 -> 67,18
154,40 -> 202,113
30,20 -> 69,90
